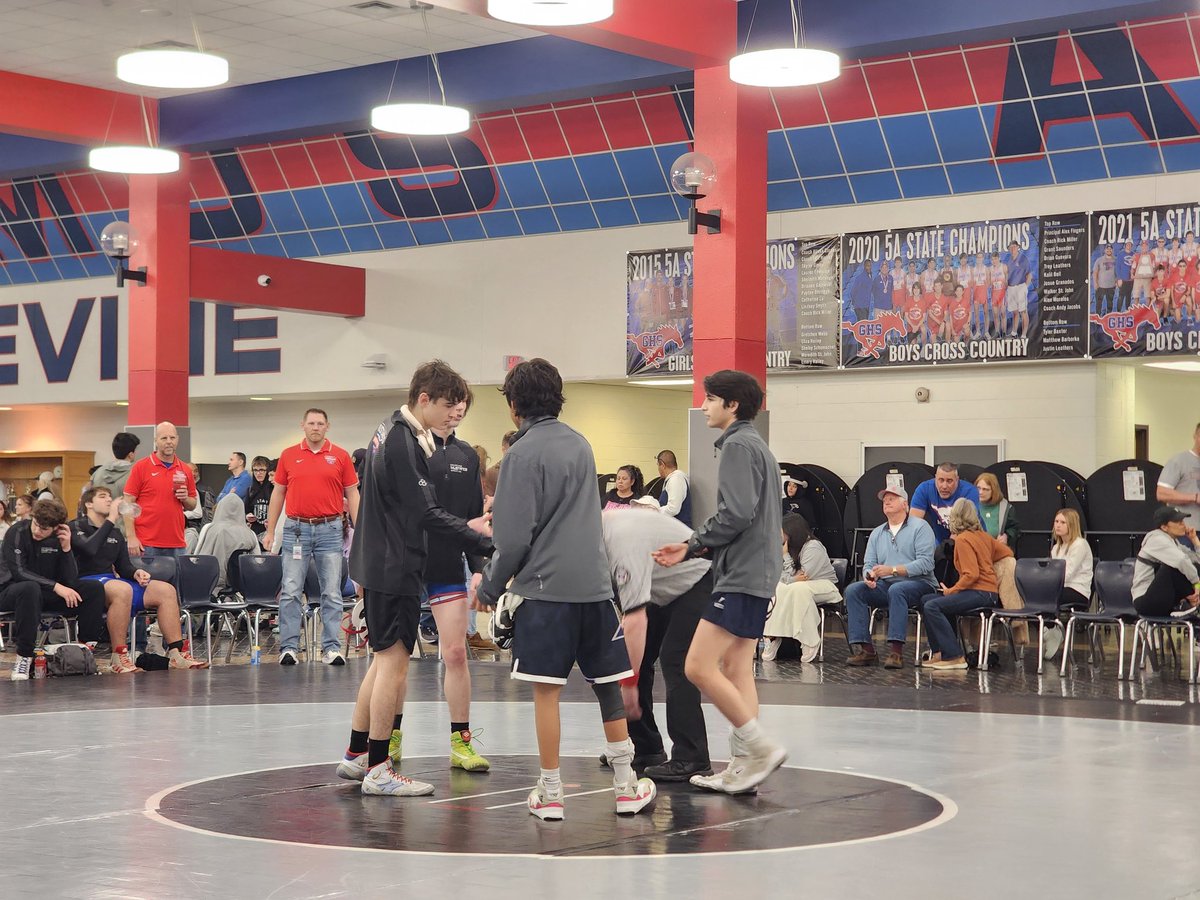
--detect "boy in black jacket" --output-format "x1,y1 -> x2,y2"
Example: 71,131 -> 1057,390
0,499 -> 105,680
72,486 -> 207,673
338,360 -> 492,797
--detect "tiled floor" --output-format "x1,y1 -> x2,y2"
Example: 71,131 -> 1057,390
2,626 -> 1199,898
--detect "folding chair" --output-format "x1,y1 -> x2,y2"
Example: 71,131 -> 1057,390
238,554 -> 283,650
816,558 -> 851,661
1061,560 -> 1137,679
178,555 -> 249,664
982,558 -> 1066,674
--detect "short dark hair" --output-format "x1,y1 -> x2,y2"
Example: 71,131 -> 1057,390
408,359 -> 470,408
251,455 -> 270,470
302,408 -> 328,422
31,498 -> 67,528
81,485 -> 112,508
702,370 -> 763,421
936,462 -> 959,474
502,358 -> 564,420
656,449 -> 677,468
232,451 -> 247,466
112,431 -> 140,460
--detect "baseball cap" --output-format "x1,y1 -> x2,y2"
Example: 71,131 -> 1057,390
630,496 -> 660,510
1153,505 -> 1188,528
877,486 -> 909,502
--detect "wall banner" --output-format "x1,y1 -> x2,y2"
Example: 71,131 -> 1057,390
1088,204 -> 1200,357
839,216 -> 1088,368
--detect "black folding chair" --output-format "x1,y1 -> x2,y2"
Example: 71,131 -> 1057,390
983,558 -> 1066,674
178,554 -> 248,664
1132,572 -> 1198,685
239,554 -> 283,650
1061,560 -> 1137,679
128,555 -> 181,650
816,557 -> 851,661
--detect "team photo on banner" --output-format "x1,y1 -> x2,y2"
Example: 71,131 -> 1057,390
1088,204 -> 1200,357
626,247 -> 693,377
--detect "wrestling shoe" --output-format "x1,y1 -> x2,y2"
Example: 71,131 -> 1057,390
450,729 -> 490,772
388,728 -> 403,766
721,737 -> 787,794
10,656 -> 32,681
527,780 -> 565,821
168,648 -> 209,669
110,650 -> 143,674
689,760 -> 759,795
336,751 -> 369,782
614,777 -> 657,816
361,760 -> 434,796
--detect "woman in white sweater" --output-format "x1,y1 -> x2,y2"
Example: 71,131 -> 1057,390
762,514 -> 841,663
1049,508 -> 1093,610
1132,505 -> 1200,617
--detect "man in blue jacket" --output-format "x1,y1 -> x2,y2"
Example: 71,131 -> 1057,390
844,486 -> 937,669
654,369 -> 786,795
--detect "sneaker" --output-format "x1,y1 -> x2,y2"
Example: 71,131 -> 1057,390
528,780 -> 565,821
1042,625 -> 1064,661
1171,604 -> 1200,619
882,651 -> 904,670
644,758 -> 712,782
336,751 -> 369,782
599,751 -> 667,773
721,737 -> 788,794
800,642 -> 820,664
846,647 -> 878,667
388,728 -> 403,766
615,777 -> 657,815
168,648 -> 209,670
689,763 -> 758,795
110,650 -> 143,675
418,625 -> 439,645
450,729 -> 490,772
466,632 -> 500,652
10,656 -> 32,681
322,649 -> 346,666
925,656 -> 968,670
760,637 -> 782,661
278,649 -> 299,666
361,760 -> 434,797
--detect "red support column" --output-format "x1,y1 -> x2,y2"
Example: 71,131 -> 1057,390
126,159 -> 191,428
690,66 -> 772,406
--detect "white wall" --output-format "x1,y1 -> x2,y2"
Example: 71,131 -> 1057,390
1134,367 -> 1200,464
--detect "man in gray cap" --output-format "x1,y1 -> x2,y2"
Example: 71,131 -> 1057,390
843,485 -> 938,669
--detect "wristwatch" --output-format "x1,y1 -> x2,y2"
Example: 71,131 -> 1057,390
891,566 -> 897,576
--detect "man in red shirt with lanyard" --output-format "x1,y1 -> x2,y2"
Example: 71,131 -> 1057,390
263,408 -> 360,666
122,422 -> 198,560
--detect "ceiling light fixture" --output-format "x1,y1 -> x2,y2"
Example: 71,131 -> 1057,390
730,0 -> 839,88
371,8 -> 469,136
487,0 -> 613,26
249,396 -> 273,401
117,48 -> 229,89
89,146 -> 180,174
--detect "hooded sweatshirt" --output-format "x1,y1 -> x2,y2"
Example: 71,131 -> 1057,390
195,494 -> 261,590
91,459 -> 135,535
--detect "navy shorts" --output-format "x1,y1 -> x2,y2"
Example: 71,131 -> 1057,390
511,598 -> 633,686
702,592 -> 771,640
80,574 -> 146,614
363,590 -> 420,653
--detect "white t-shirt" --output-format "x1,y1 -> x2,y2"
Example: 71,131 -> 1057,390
1050,537 -> 1093,598
602,509 -> 709,612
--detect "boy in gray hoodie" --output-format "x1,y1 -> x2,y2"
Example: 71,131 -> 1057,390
90,432 -> 140,534
654,369 -> 787,795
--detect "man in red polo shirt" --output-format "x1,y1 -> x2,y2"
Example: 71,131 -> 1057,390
263,408 -> 360,666
122,421 -> 198,560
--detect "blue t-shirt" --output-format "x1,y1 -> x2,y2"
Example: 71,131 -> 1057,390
872,270 -> 892,309
1116,248 -> 1133,281
909,478 -> 982,544
217,470 -> 252,501
1007,252 -> 1031,286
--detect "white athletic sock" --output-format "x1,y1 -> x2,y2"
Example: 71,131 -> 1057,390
540,767 -> 562,797
732,718 -> 762,749
606,739 -> 635,787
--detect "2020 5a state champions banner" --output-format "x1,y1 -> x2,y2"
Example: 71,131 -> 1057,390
626,238 -> 841,377
1088,204 -> 1200,357
839,215 -> 1088,367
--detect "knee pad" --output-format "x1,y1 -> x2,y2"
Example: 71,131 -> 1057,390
592,680 -> 624,722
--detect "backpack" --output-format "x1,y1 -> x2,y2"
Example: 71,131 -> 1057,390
46,643 -> 98,676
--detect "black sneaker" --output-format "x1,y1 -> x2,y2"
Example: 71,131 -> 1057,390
644,759 -> 713,782
418,626 -> 439,645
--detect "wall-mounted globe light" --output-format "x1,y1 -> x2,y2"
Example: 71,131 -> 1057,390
669,152 -> 720,235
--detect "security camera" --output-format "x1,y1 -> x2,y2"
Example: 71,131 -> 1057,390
257,274 -> 272,287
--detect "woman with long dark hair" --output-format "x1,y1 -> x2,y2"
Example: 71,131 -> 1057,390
761,514 -> 841,662
603,465 -> 645,510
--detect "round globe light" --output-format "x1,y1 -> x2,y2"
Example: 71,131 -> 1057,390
99,221 -> 140,259
89,146 -> 181,174
729,48 -> 840,87
487,0 -> 613,26
371,103 -> 470,135
117,49 -> 229,89
669,151 -> 717,199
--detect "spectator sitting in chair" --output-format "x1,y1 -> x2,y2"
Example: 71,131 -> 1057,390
844,486 -> 937,669
919,498 -> 1012,670
1049,508 -> 1093,611
195,493 -> 261,594
762,513 -> 840,663
1132,506 -> 1200,618
72,486 -> 208,672
1,499 -> 107,680
13,494 -> 34,522
216,451 -> 252,502
604,465 -> 645,510
910,462 -> 981,544
975,473 -> 1020,549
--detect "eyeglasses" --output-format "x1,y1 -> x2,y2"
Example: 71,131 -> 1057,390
252,468 -> 268,473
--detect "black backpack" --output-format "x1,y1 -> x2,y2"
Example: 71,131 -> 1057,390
47,644 -> 98,676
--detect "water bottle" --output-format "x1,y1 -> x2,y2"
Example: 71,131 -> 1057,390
250,645 -> 261,666
33,650 -> 47,679
172,468 -> 187,499
117,500 -> 142,519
